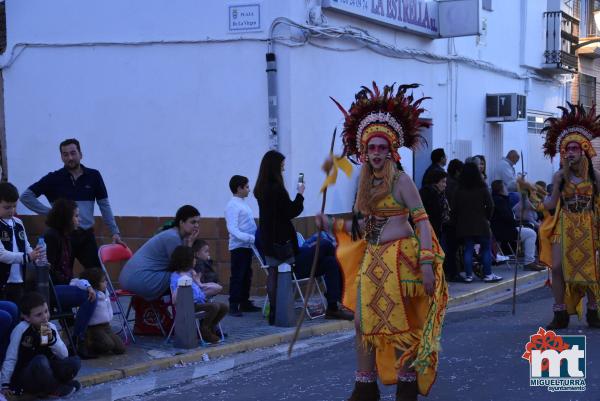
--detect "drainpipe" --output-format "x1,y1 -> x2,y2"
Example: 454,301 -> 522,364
266,52 -> 279,150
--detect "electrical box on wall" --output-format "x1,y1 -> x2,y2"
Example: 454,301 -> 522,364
486,93 -> 526,122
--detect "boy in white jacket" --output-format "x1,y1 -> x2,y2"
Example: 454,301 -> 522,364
0,292 -> 81,398
77,268 -> 125,355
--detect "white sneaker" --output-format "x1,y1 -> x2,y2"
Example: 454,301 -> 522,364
483,273 -> 503,283
496,255 -> 510,262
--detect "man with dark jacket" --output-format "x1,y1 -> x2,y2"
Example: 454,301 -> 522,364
419,170 -> 449,239
19,139 -> 124,268
421,148 -> 447,188
490,180 -> 543,271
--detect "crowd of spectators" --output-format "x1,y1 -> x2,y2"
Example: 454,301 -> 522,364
0,139 -> 353,399
420,148 -> 547,284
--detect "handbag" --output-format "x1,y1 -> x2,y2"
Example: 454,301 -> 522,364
272,240 -> 294,261
131,296 -> 174,336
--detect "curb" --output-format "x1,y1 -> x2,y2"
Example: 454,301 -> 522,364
79,272 -> 547,388
79,320 -> 354,387
447,270 -> 548,309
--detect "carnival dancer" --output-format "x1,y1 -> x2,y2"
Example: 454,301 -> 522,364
318,83 -> 448,401
539,103 -> 600,329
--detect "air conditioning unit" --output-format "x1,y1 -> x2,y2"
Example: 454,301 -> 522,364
486,93 -> 526,122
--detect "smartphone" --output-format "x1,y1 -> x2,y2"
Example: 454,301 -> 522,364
298,173 -> 304,184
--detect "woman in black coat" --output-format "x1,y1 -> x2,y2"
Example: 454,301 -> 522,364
451,162 -> 502,283
254,150 -> 304,324
45,198 -> 98,358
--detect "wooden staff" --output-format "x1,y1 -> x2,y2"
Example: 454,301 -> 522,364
512,150 -> 525,315
288,127 -> 337,357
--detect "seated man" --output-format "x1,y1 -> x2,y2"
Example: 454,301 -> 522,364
490,180 -> 544,271
512,192 -> 541,231
254,230 -> 352,320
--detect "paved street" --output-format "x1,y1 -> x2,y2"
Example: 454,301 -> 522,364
71,286 -> 600,401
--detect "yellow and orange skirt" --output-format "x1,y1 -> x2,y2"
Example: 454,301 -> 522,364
335,228 -> 448,396
540,205 -> 600,315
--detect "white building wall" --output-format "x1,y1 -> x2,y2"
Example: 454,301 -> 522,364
3,0 -> 566,218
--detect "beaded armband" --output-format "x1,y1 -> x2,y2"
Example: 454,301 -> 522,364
419,248 -> 434,266
410,206 -> 429,223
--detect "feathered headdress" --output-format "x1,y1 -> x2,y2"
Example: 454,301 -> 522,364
331,82 -> 431,164
542,102 -> 600,159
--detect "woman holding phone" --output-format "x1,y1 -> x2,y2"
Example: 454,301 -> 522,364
253,150 -> 304,325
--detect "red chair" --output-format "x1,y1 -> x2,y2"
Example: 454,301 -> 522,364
98,244 -> 136,343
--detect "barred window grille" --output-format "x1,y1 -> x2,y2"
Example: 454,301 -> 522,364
579,73 -> 596,112
0,2 -> 5,54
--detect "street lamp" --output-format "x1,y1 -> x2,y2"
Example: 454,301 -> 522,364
574,10 -> 600,49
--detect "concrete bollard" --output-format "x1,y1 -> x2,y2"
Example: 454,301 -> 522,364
275,263 -> 295,327
174,276 -> 198,349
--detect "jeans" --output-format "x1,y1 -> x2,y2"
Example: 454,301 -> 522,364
16,354 -> 81,396
229,248 -> 253,305
54,285 -> 97,340
463,236 -> 492,277
293,239 -> 342,308
0,301 -> 19,362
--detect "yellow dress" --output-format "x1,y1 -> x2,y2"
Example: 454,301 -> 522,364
335,193 -> 448,396
539,180 -> 600,315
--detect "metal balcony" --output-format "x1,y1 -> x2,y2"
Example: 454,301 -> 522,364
543,11 -> 579,73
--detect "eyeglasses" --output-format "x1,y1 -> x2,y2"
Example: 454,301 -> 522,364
367,144 -> 390,153
565,144 -> 582,153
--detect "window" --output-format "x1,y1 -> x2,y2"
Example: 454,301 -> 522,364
579,73 -> 596,112
527,114 -> 550,135
0,2 -> 5,54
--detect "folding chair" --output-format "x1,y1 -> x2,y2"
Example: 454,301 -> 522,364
98,244 -> 136,343
251,245 -> 272,316
164,300 -> 208,345
48,275 -> 77,354
494,237 -> 521,273
250,244 -> 327,320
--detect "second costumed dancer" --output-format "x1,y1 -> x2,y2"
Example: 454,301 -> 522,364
318,82 -> 448,401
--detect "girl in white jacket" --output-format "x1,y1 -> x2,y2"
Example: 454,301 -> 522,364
73,268 -> 125,355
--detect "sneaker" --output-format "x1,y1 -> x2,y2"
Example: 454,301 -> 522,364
48,383 -> 76,398
68,380 -> 81,393
200,327 -> 221,344
495,254 -> 510,262
483,273 -> 503,283
459,273 -> 473,283
240,302 -> 262,313
447,274 -> 468,283
524,262 -> 546,271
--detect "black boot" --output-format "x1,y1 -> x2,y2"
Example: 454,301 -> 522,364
347,381 -> 380,401
268,306 -> 276,326
396,380 -> 418,401
587,309 -> 600,328
546,310 -> 569,330
228,303 -> 243,317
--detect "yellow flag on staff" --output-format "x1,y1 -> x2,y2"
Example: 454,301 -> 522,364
320,155 -> 353,193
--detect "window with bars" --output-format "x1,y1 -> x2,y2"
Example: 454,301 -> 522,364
579,73 -> 596,111
0,2 -> 5,54
579,0 -> 600,36
527,112 -> 553,135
